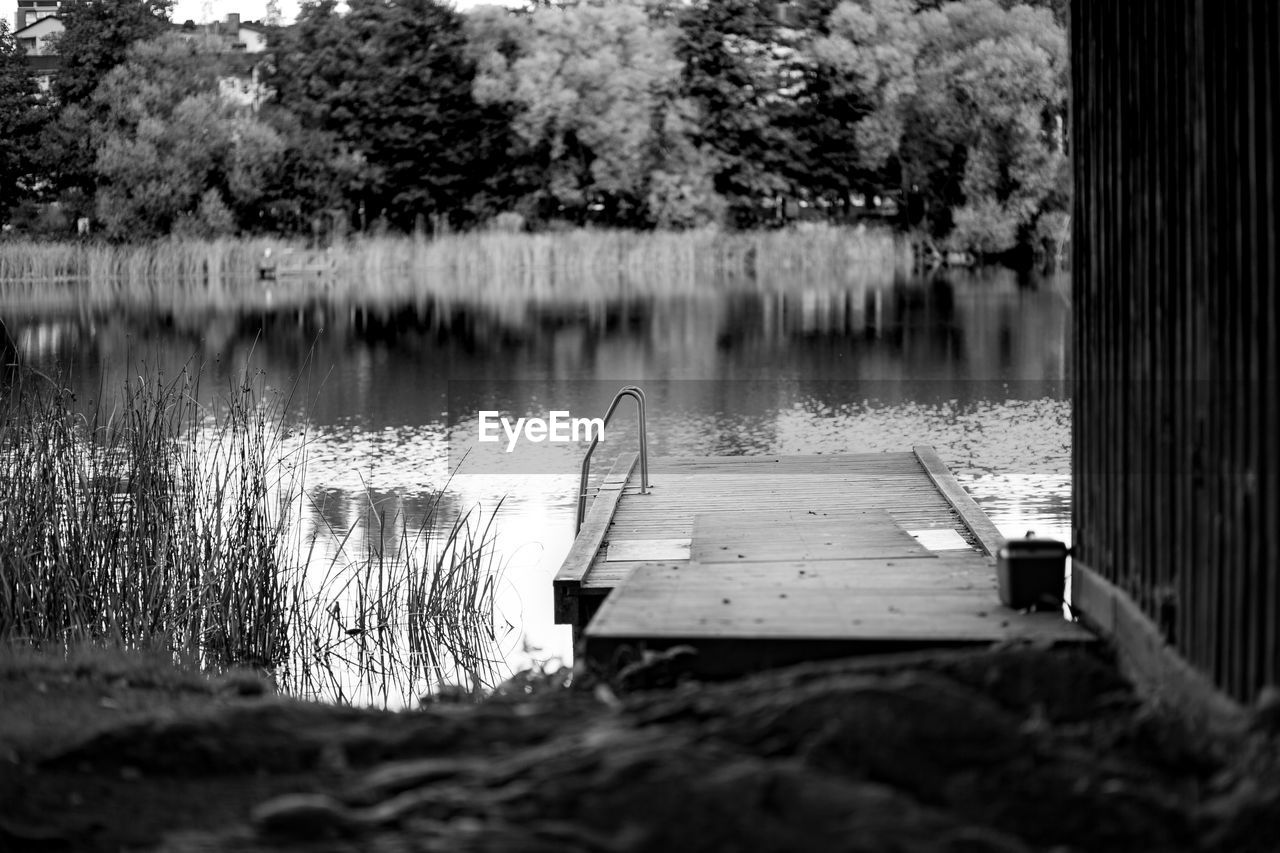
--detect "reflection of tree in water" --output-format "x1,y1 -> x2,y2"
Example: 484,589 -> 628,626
706,279 -> 964,379
303,485 -> 463,564
3,271 -> 1068,437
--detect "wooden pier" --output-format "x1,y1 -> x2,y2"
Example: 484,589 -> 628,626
555,447 -> 1091,678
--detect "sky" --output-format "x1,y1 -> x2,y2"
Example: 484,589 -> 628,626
6,0 -> 520,32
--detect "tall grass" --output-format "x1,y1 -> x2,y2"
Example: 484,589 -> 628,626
0,365 -> 288,664
0,225 -> 910,314
0,239 -> 272,292
0,363 -> 504,706
284,488 -> 507,706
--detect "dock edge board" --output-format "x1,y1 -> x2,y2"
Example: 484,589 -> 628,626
553,451 -> 637,626
913,445 -> 1006,557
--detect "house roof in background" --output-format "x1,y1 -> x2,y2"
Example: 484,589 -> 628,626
12,14 -> 61,38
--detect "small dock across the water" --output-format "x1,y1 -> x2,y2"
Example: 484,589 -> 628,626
555,447 -> 1091,678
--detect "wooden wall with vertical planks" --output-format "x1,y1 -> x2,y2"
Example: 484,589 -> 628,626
1071,0 -> 1279,703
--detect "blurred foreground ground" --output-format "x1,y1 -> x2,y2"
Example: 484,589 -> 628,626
2,643 -> 1279,852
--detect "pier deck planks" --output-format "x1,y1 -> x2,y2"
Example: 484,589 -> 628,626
554,448 -> 1091,675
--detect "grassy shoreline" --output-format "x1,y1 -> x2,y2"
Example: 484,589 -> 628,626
0,364 -> 503,707
0,225 -> 911,312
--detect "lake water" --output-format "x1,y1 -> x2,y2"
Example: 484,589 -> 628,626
3,265 -> 1071,681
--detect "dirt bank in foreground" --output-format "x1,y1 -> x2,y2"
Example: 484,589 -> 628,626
2,644 -> 1279,852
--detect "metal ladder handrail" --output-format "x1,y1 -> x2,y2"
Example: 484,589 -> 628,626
577,385 -> 649,534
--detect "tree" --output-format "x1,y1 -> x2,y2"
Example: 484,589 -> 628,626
0,21 -> 47,227
898,0 -> 1068,253
252,106 -> 368,237
37,0 -> 172,217
268,0 -> 501,231
472,0 -> 721,227
264,0 -> 283,27
676,0 -> 805,225
53,0 -> 172,106
460,5 -> 544,224
34,104 -> 97,221
90,33 -> 285,239
807,0 -> 920,185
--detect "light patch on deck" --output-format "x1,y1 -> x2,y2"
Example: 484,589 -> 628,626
606,539 -> 692,562
907,529 -> 971,551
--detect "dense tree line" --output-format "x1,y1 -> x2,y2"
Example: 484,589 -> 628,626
0,19 -> 47,228
0,0 -> 1068,254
